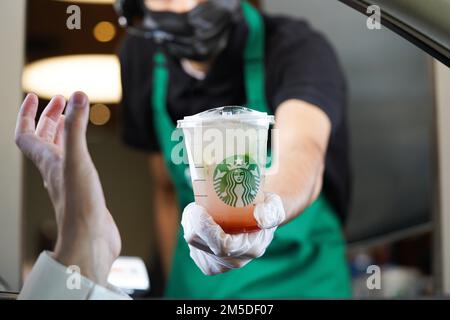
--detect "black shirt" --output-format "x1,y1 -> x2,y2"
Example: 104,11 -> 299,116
118,15 -> 351,223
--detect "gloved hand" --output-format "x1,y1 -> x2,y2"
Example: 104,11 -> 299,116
181,193 -> 286,275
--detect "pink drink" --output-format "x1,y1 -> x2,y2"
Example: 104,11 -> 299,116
192,166 -> 264,233
178,107 -> 274,234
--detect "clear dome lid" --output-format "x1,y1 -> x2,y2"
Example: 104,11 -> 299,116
177,106 -> 275,128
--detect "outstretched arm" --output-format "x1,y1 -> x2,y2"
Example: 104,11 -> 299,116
264,99 -> 331,223
181,99 -> 332,276
16,92 -> 126,299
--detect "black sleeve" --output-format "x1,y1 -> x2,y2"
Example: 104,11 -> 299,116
267,18 -> 347,131
118,35 -> 161,152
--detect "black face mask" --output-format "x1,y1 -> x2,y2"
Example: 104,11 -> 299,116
142,0 -> 241,61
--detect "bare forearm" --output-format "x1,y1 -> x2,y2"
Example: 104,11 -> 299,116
265,137 -> 325,222
264,100 -> 330,223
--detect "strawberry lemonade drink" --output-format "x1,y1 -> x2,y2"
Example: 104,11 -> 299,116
177,106 -> 274,234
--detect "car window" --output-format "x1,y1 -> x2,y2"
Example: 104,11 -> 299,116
339,0 -> 450,66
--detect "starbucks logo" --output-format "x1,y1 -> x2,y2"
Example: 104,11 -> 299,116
213,155 -> 260,207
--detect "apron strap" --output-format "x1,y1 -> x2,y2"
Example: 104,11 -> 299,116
152,51 -> 191,194
240,1 -> 272,165
241,1 -> 268,112
152,52 -> 173,161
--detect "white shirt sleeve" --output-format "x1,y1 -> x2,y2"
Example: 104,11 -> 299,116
18,251 -> 132,300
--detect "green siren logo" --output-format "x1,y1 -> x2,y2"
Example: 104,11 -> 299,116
213,155 -> 260,207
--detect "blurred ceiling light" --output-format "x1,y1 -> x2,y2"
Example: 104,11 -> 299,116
93,21 -> 116,42
90,103 -> 111,125
22,54 -> 122,104
54,0 -> 114,4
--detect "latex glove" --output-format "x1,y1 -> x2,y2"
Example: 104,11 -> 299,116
181,193 -> 286,275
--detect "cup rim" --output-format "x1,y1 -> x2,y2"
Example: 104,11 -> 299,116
177,106 -> 275,128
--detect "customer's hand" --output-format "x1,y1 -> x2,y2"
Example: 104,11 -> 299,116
181,193 -> 285,275
15,92 -> 121,286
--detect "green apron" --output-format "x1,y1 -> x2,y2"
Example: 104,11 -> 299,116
151,1 -> 351,298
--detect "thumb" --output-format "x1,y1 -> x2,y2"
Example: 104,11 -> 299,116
64,91 -> 90,160
253,193 -> 286,229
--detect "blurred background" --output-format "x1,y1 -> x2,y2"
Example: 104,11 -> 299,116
0,0 -> 449,298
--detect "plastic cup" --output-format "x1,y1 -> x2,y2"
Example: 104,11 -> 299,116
177,106 -> 274,233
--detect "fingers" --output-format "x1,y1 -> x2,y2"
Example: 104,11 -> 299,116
63,91 -> 103,212
36,95 -> 66,143
181,202 -> 233,256
188,245 -> 244,276
64,91 -> 90,163
188,245 -> 226,275
15,93 -> 42,163
253,193 -> 286,229
182,203 -> 218,255
54,115 -> 65,148
182,203 -> 276,259
15,93 -> 39,138
62,92 -> 111,255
